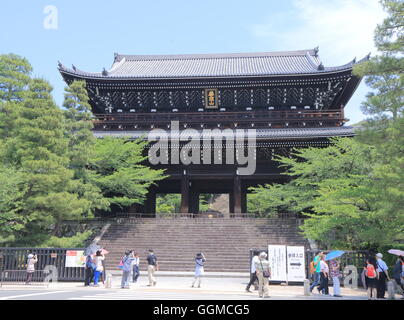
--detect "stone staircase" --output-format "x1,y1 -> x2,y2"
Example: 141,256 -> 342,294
98,217 -> 308,273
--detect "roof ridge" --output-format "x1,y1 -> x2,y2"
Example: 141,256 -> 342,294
115,49 -> 317,62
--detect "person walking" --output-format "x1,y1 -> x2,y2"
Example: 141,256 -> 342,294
317,255 -> 329,295
25,254 -> 38,285
147,249 -> 158,286
392,256 -> 404,299
93,250 -> 105,287
191,253 -> 206,288
245,250 -> 260,293
375,253 -> 390,299
121,251 -> 135,289
84,254 -> 95,286
364,257 -> 378,300
132,252 -> 140,283
255,252 -> 271,298
309,251 -> 323,293
329,258 -> 342,297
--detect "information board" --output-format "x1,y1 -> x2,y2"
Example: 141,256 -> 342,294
267,245 -> 287,281
286,246 -> 306,282
65,250 -> 85,268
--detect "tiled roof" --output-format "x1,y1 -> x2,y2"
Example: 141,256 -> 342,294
59,49 -> 367,80
93,126 -> 355,140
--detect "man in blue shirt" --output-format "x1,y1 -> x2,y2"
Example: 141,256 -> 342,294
376,253 -> 390,299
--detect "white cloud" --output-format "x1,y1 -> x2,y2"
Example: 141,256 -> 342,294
251,0 -> 386,65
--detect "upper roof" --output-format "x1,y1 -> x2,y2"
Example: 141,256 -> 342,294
58,48 -> 369,80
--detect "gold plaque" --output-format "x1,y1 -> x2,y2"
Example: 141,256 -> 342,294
205,89 -> 218,109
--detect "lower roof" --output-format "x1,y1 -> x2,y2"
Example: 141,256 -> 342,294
93,126 -> 355,141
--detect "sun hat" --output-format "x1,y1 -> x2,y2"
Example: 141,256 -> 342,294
376,253 -> 383,258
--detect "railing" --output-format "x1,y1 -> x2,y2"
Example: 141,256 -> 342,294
0,270 -> 50,287
0,248 -> 85,282
93,109 -> 345,129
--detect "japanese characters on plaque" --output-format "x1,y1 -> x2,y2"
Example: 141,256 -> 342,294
205,89 -> 218,109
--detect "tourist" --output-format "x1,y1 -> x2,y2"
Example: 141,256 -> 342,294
245,250 -> 260,293
317,255 -> 329,295
192,253 -> 206,288
147,249 -> 158,286
93,250 -> 105,287
25,253 -> 38,285
392,256 -> 404,298
255,251 -> 271,298
121,250 -> 135,289
375,253 -> 390,299
329,258 -> 342,297
132,252 -> 140,283
309,251 -> 323,293
84,254 -> 95,286
364,257 -> 378,300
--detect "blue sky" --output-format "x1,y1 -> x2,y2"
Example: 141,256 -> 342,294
0,0 -> 385,124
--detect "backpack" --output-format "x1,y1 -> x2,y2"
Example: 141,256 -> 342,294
309,261 -> 316,274
366,264 -> 377,278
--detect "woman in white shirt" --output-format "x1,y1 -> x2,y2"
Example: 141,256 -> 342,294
93,250 -> 105,286
317,256 -> 329,295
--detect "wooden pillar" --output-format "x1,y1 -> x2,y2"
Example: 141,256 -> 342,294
144,190 -> 156,216
233,175 -> 242,216
229,192 -> 235,217
180,175 -> 190,214
241,190 -> 247,214
190,192 -> 199,214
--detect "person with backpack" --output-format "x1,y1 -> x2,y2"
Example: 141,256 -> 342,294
364,257 -> 378,300
84,254 -> 95,286
147,249 -> 158,286
191,253 -> 206,288
255,252 -> 271,298
309,251 -> 323,293
375,253 -> 390,299
121,250 -> 135,289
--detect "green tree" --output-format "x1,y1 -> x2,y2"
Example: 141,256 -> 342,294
89,137 -> 166,210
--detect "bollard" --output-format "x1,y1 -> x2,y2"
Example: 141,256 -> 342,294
387,280 -> 395,300
304,279 -> 310,296
105,273 -> 112,289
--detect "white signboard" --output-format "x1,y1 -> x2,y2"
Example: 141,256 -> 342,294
286,246 -> 306,282
65,250 -> 85,268
267,245 -> 287,281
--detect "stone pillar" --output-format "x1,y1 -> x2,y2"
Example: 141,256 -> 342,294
180,175 -> 190,214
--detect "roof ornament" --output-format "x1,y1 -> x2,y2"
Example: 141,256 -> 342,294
317,62 -> 324,71
102,68 -> 109,76
313,46 -> 319,56
114,52 -> 119,61
72,64 -> 77,71
57,61 -> 62,69
352,57 -> 356,64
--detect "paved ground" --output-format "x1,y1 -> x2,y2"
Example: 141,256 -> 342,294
0,275 -> 391,300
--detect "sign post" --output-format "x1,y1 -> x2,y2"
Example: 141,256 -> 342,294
286,246 -> 306,282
